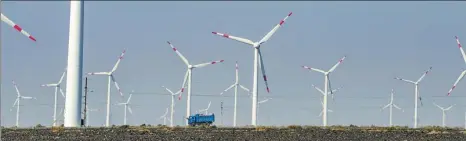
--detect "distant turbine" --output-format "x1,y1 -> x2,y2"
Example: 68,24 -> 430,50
117,94 -> 133,125
381,89 -> 403,127
162,86 -> 183,127
311,84 -> 342,121
447,36 -> 466,96
10,80 -> 36,127
85,105 -> 99,127
211,12 -> 292,126
41,68 -> 67,126
257,98 -> 271,125
198,101 -> 212,115
159,108 -> 169,125
433,103 -> 454,127
167,41 -> 224,125
303,56 -> 347,127
87,49 -> 126,127
219,61 -> 250,127
394,67 -> 432,128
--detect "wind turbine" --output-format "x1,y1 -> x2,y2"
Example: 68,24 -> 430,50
433,103 -> 454,127
302,56 -> 347,127
311,84 -> 341,124
447,36 -> 466,96
159,108 -> 169,125
85,105 -> 99,127
198,101 -> 212,115
10,80 -> 36,127
257,98 -> 271,125
162,86 -> 183,127
394,67 -> 432,128
166,41 -> 224,125
117,94 -> 133,125
41,68 -> 67,126
211,12 -> 292,126
219,61 -> 251,127
87,49 -> 126,127
381,89 -> 404,127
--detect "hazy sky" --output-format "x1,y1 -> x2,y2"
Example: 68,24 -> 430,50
2,1 -> 466,128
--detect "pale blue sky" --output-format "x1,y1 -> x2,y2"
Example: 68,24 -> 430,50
2,1 -> 466,128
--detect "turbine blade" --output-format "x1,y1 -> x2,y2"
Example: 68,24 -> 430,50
394,77 -> 416,84
58,70 -> 67,84
179,70 -> 189,100
111,49 -> 127,73
87,72 -> 109,75
162,86 -> 176,95
220,84 -> 235,95
128,106 -> 133,114
238,84 -> 251,94
258,49 -> 270,93
393,104 -> 403,111
328,56 -> 347,73
206,101 -> 211,109
433,103 -> 442,109
193,60 -> 225,68
311,84 -> 325,95
455,36 -> 466,64
327,75 -> 333,95
302,66 -> 326,74
59,87 -> 66,98
12,80 -> 21,96
327,109 -> 334,112
447,70 -> 466,96
127,94 -> 133,103
416,67 -> 432,83
167,41 -> 190,66
445,105 -> 454,110
21,96 -> 34,99
1,13 -> 36,41
318,110 -> 323,117
381,104 -> 390,110
211,32 -> 254,46
258,12 -> 293,45
41,84 -> 57,87
12,99 -> 18,108
111,75 -> 124,96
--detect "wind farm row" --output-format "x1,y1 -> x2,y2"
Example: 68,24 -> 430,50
3,8 -> 466,129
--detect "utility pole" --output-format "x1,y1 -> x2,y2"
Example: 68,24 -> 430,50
82,77 -> 88,127
220,101 -> 224,126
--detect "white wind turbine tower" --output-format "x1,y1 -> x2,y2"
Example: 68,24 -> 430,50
41,69 -> 67,126
10,80 -> 36,127
87,49 -> 126,127
394,67 -> 432,128
197,101 -> 212,115
85,105 -> 99,127
433,103 -> 454,127
257,98 -> 271,125
302,56 -> 347,127
381,89 -> 404,127
159,108 -> 169,125
211,12 -> 292,126
219,61 -> 251,127
311,84 -> 342,122
117,94 -> 133,125
166,41 -> 224,125
162,86 -> 183,127
447,36 -> 466,96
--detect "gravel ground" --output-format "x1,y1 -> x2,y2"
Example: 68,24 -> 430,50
2,126 -> 466,141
